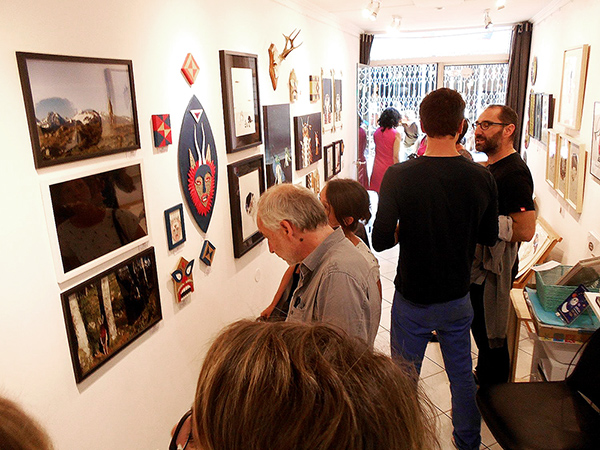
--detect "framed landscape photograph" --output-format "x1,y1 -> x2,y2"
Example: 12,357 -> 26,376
546,129 -> 558,188
558,45 -> 590,130
321,69 -> 333,133
556,134 -> 569,198
591,101 -> 600,182
227,155 -> 265,258
263,104 -> 292,187
219,50 -> 262,153
294,112 -> 322,170
164,204 -> 186,250
565,136 -> 586,213
16,52 -> 140,168
61,247 -> 162,383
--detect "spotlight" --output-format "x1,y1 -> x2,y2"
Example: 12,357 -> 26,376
484,9 -> 493,29
387,15 -> 401,34
496,0 -> 506,10
362,1 -> 381,21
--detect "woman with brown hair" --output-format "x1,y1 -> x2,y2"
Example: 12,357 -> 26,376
0,397 -> 53,450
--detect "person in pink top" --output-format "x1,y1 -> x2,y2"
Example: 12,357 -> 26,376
369,107 -> 401,193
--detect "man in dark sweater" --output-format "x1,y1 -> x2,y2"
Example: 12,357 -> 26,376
372,88 -> 498,450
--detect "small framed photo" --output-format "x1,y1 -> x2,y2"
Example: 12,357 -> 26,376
558,45 -> 590,130
546,129 -> 558,188
324,143 -> 335,181
61,247 -> 162,383
321,69 -> 333,133
590,101 -> 600,182
16,52 -> 140,168
164,204 -> 186,250
227,155 -> 265,258
556,134 -> 569,198
565,136 -> 586,213
219,50 -> 262,153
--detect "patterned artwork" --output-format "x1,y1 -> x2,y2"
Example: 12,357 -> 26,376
181,53 -> 200,85
293,112 -> 322,170
200,240 -> 216,266
152,114 -> 172,147
178,96 -> 218,233
309,75 -> 320,102
171,257 -> 194,303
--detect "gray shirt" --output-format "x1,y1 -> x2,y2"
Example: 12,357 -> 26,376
286,228 -> 381,347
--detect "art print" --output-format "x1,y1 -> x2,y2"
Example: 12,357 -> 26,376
239,169 -> 260,241
321,72 -> 333,133
556,135 -> 569,198
334,77 -> 342,130
231,67 -> 256,137
558,45 -> 590,130
164,204 -> 186,250
263,104 -> 292,187
566,138 -> 586,213
324,143 -> 335,181
541,94 -> 554,145
591,102 -> 600,182
334,140 -> 343,174
546,130 -> 558,188
294,112 -> 322,170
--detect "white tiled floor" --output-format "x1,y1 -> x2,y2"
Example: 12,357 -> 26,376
371,246 -> 536,449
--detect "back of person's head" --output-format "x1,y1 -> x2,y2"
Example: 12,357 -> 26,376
192,320 -> 438,450
457,118 -> 469,143
486,104 -> 518,139
419,88 -> 466,138
257,183 -> 328,232
0,397 -> 53,450
378,107 -> 401,130
324,178 -> 371,233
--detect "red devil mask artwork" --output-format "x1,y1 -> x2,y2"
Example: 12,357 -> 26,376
171,257 -> 194,303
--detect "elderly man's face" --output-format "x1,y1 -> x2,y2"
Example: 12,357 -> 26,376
257,216 -> 299,265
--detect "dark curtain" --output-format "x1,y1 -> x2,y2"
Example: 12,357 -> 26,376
505,21 -> 533,154
359,34 -> 374,65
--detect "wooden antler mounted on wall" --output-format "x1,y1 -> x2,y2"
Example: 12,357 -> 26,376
268,29 -> 302,90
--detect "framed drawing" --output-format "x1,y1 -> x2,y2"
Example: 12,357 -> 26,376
556,134 -> 569,198
565,136 -> 586,213
333,140 -> 343,175
546,129 -> 558,188
61,247 -> 161,382
227,155 -> 265,258
333,75 -> 342,131
558,45 -> 590,130
294,112 -> 322,170
164,204 -> 186,250
591,102 -> 600,182
321,69 -> 333,133
541,94 -> 554,145
324,142 -> 335,181
16,52 -> 140,169
43,161 -> 149,282
263,104 -> 292,187
219,50 -> 262,153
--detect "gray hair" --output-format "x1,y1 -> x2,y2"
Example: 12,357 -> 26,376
257,184 -> 328,232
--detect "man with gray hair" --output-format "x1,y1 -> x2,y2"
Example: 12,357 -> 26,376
257,183 -> 381,347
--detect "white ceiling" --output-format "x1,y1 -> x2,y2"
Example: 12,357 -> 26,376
304,0 -> 554,33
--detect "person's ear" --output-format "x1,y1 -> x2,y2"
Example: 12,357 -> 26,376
343,217 -> 355,227
504,123 -> 516,139
280,219 -> 295,237
420,121 -> 425,133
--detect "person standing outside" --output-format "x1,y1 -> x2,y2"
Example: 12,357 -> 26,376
369,107 -> 402,193
470,105 -> 535,386
372,88 -> 499,450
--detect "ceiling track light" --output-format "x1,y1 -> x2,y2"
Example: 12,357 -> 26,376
484,9 -> 493,29
362,1 -> 381,21
387,15 -> 402,34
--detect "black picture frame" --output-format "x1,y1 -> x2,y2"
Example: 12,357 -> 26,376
60,247 -> 162,383
227,155 -> 265,258
333,140 -> 343,175
293,112 -> 322,170
164,204 -> 186,250
219,50 -> 262,153
16,52 -> 141,168
324,142 -> 335,181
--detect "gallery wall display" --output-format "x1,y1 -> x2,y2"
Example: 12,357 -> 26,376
171,257 -> 194,303
321,70 -> 333,133
178,96 -> 218,233
181,53 -> 200,85
16,52 -> 141,169
151,114 -> 172,147
263,104 -> 292,187
324,142 -> 335,181
333,74 -> 342,131
590,101 -> 600,182
164,204 -> 186,250
546,129 -> 558,188
61,247 -> 161,383
558,44 -> 590,130
227,155 -> 265,258
45,162 -> 148,282
219,50 -> 262,153
293,112 -> 322,170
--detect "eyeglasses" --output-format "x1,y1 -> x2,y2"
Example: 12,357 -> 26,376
169,409 -> 194,450
472,120 -> 510,130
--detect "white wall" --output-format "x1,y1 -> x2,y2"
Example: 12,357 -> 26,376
0,1 -> 359,448
525,0 -> 600,264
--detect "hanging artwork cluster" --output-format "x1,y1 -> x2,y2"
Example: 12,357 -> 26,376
528,92 -> 554,144
321,69 -> 343,133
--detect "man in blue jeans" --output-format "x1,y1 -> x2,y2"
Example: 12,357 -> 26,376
372,88 -> 499,450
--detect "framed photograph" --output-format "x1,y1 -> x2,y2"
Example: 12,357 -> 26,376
164,204 -> 186,250
219,50 -> 262,153
565,136 -> 586,213
263,104 -> 292,187
227,155 -> 265,258
321,69 -> 333,133
591,102 -> 600,182
16,52 -> 140,169
324,143 -> 335,181
558,45 -> 590,130
546,129 -> 558,188
541,94 -> 554,144
61,247 -> 161,383
556,134 -> 569,198
294,112 -> 322,170
333,140 -> 343,175
43,161 -> 148,282
333,75 -> 342,131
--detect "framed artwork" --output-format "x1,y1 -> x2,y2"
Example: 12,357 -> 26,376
333,75 -> 342,131
321,70 -> 333,133
309,75 -> 320,103
219,50 -> 262,153
565,136 -> 587,213
61,247 -> 161,383
556,134 -> 569,198
546,129 -> 558,188
164,204 -> 186,250
16,52 -> 141,169
333,140 -> 343,175
151,114 -> 172,147
200,240 -> 216,266
541,94 -> 554,145
558,45 -> 590,130
324,143 -> 335,181
43,162 -> 148,282
306,170 -> 320,195
263,104 -> 292,187
534,93 -> 543,141
590,102 -> 600,182
528,91 -> 535,137
294,112 -> 322,170
227,155 -> 265,258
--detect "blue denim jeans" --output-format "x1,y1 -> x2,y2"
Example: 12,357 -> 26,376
391,290 -> 481,450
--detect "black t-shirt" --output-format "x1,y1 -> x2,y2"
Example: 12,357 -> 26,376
488,152 -> 535,215
372,156 -> 499,304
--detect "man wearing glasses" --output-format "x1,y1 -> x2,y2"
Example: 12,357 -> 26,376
470,105 -> 536,387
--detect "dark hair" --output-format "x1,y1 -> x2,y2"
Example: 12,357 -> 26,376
458,118 -> 469,142
378,107 -> 401,130
324,179 -> 371,233
192,320 -> 439,450
419,88 -> 465,138
487,104 -> 518,139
